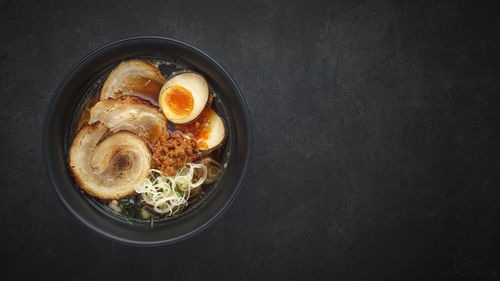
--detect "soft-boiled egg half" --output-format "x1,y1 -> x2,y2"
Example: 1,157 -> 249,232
175,107 -> 225,150
158,72 -> 209,124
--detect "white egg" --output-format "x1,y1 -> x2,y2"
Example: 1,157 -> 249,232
175,107 -> 226,150
159,72 -> 209,124
203,108 -> 226,150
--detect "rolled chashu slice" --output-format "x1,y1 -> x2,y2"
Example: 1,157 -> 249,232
69,122 -> 151,200
100,59 -> 165,104
89,96 -> 167,144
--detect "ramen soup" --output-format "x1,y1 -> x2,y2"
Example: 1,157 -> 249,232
68,59 -> 228,223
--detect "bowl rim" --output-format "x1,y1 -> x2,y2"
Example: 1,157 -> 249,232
42,36 -> 253,246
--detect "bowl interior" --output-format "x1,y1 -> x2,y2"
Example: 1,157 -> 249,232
43,37 -> 252,246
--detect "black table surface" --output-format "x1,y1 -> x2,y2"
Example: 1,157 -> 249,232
1,0 -> 499,280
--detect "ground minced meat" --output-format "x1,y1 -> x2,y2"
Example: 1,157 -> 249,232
151,131 -> 198,176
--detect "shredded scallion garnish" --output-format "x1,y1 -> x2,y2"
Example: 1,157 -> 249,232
134,162 -> 208,216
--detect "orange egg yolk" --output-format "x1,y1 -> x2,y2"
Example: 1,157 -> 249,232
164,86 -> 194,117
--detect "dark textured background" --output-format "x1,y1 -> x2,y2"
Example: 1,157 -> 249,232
1,0 -> 499,280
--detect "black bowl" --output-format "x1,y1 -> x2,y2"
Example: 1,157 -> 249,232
42,37 -> 252,246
